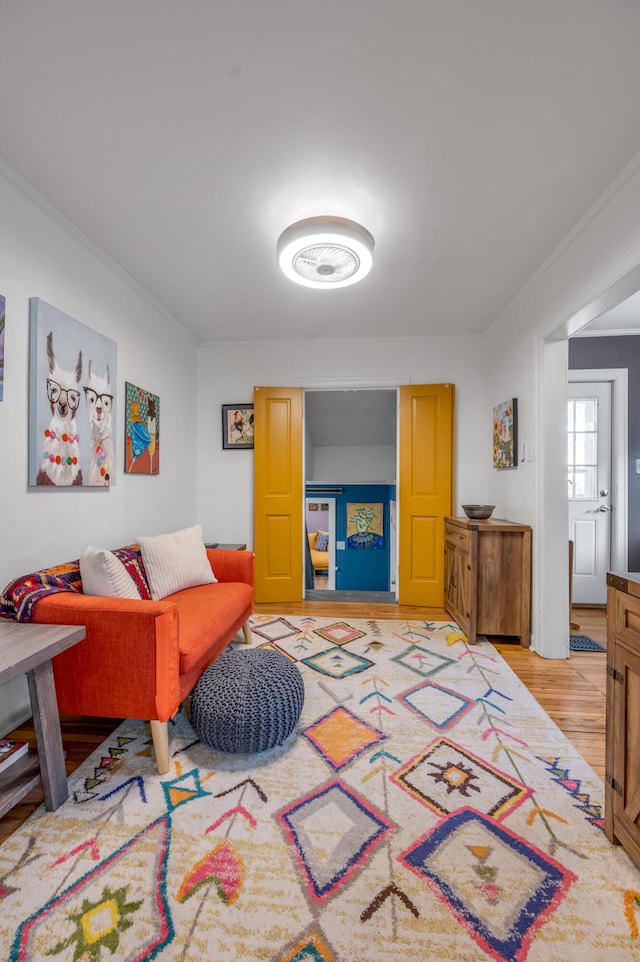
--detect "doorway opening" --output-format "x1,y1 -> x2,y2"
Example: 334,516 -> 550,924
567,368 -> 628,607
303,387 -> 398,604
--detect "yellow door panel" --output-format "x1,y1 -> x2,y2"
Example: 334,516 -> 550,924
254,387 -> 303,602
399,384 -> 454,606
410,515 -> 438,581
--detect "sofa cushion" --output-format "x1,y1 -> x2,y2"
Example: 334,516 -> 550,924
170,581 -> 254,676
315,530 -> 329,552
138,524 -> 216,600
80,546 -> 141,599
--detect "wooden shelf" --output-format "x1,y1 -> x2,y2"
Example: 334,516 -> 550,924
0,750 -> 41,820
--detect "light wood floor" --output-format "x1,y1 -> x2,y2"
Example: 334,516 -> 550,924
0,602 -> 607,846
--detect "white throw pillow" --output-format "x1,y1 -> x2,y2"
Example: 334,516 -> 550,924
137,524 -> 217,600
80,546 -> 141,599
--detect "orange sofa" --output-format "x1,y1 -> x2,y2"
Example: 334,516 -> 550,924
24,548 -> 254,774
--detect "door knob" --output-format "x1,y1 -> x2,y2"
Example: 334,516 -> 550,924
599,504 -> 612,512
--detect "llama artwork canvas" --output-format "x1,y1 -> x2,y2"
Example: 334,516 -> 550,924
29,299 -> 117,487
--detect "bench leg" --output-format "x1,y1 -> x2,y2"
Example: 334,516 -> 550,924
150,720 -> 170,774
242,620 -> 252,645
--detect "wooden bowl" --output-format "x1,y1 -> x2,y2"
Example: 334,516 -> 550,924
462,504 -> 495,520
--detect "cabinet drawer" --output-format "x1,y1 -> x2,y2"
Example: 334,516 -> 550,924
445,524 -> 471,551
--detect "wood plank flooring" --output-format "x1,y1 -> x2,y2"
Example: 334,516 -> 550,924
0,602 -> 607,846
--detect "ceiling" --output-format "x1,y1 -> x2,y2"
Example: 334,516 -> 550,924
3,2 -> 640,345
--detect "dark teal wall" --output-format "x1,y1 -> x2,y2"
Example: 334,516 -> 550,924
306,483 -> 395,591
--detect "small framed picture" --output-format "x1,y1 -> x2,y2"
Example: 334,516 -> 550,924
493,398 -> 518,469
222,403 -> 254,449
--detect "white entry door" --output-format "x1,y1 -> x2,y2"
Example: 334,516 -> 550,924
567,381 -> 612,604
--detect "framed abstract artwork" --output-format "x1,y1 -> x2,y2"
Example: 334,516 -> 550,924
222,403 -> 254,449
0,293 -> 5,402
347,502 -> 384,549
29,298 -> 117,487
493,398 -> 518,469
125,382 -> 160,475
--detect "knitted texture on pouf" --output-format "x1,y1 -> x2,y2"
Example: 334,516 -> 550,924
191,647 -> 305,753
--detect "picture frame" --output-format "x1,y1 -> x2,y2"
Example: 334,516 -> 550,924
29,298 -> 117,487
125,382 -> 160,475
222,403 -> 254,449
493,398 -> 518,469
346,502 -> 384,549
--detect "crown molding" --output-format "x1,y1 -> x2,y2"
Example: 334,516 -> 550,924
486,148 -> 640,339
0,159 -> 196,344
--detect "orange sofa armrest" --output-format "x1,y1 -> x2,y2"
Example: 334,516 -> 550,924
31,593 -> 180,723
206,548 -> 254,586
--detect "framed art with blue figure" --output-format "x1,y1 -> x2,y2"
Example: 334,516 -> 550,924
125,382 -> 160,475
347,503 -> 384,549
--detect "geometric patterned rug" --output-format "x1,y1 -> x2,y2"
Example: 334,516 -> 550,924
1,616 -> 639,961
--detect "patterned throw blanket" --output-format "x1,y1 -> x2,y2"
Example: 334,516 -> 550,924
0,545 -> 151,623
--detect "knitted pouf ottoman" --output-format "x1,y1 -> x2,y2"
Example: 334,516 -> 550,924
191,648 -> 305,753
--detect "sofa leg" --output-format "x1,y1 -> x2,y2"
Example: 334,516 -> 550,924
150,720 -> 170,774
242,620 -> 252,645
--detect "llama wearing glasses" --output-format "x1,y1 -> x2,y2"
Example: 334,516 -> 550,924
84,360 -> 114,486
36,331 -> 83,486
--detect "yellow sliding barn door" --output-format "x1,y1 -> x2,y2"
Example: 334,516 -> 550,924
253,386 -> 303,603
398,383 -> 455,606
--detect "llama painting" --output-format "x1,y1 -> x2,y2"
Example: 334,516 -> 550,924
29,299 -> 117,487
84,361 -> 114,485
35,331 -> 83,485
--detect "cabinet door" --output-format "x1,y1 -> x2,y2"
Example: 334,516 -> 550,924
444,531 -> 472,637
609,639 -> 640,868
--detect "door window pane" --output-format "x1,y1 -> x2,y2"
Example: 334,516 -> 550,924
567,397 -> 597,500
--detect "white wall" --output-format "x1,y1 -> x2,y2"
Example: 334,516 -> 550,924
311,444 -> 395,482
485,155 -> 640,657
0,169 -> 200,731
196,338 -> 491,547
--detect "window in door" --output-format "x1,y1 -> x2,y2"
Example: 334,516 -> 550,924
567,396 -> 597,500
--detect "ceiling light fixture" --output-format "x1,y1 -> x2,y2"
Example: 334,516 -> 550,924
277,216 -> 374,289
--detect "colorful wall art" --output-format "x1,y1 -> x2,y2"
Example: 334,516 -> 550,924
125,382 -> 160,475
346,502 -> 384,549
0,294 -> 5,402
29,298 -> 117,487
222,403 -> 254,449
493,398 -> 518,469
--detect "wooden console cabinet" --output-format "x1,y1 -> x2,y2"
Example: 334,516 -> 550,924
444,517 -> 531,646
605,572 -> 640,867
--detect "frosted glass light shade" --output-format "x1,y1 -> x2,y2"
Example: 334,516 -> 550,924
277,216 -> 374,289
